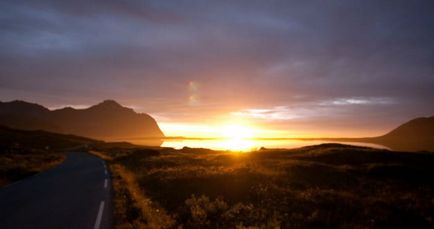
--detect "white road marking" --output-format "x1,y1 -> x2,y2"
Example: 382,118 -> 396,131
94,201 -> 105,229
104,169 -> 107,175
104,179 -> 108,188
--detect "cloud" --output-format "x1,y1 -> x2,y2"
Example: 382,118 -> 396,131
320,97 -> 396,106
0,0 -> 434,135
232,106 -> 300,121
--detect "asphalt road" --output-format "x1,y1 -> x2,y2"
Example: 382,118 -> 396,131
0,152 -> 112,229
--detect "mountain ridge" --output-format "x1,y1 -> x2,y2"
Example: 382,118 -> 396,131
369,116 -> 434,152
328,116 -> 434,152
0,100 -> 164,144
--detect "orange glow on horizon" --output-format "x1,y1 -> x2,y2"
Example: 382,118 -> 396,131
158,121 -> 382,140
158,121 -> 312,139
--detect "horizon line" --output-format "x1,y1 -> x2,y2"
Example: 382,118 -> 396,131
113,136 -> 377,141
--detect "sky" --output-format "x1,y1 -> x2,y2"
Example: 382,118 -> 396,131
1,0 -> 434,138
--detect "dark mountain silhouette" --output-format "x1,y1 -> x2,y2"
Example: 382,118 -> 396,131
0,101 -> 60,131
307,116 -> 434,152
0,100 -> 164,143
367,116 -> 434,152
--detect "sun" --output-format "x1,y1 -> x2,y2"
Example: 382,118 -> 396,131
217,124 -> 256,151
219,124 -> 254,140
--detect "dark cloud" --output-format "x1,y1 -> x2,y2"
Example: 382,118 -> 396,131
1,0 -> 434,135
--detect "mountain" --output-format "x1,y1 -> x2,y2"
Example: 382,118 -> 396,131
0,100 -> 164,144
367,116 -> 434,152
0,100 -> 60,131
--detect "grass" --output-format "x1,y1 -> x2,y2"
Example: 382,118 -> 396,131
0,125 -> 100,187
0,125 -> 141,187
110,163 -> 174,229
93,144 -> 434,228
3,126 -> 433,227
0,147 -> 65,187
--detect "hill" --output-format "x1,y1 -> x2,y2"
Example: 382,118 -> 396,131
0,100 -> 164,143
0,125 -> 100,151
309,116 -> 434,152
0,125 -> 140,186
367,116 -> 434,152
0,126 -> 93,186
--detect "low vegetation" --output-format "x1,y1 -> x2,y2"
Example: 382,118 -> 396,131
95,144 -> 434,228
0,148 -> 64,187
0,126 -> 97,187
0,126 -> 140,187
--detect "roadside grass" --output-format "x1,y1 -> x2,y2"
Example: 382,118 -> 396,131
89,150 -> 114,161
111,164 -> 175,229
91,148 -> 175,228
94,144 -> 434,228
0,149 -> 65,187
0,126 -> 98,187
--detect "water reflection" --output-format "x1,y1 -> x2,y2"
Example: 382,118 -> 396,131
128,138 -> 389,152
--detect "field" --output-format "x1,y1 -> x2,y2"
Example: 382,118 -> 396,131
0,126 -> 97,187
95,144 -> 434,229
0,147 -> 64,187
0,126 -> 137,187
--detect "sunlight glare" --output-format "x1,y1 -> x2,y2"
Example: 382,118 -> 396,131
217,124 -> 256,151
219,124 -> 254,140
218,138 -> 256,152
